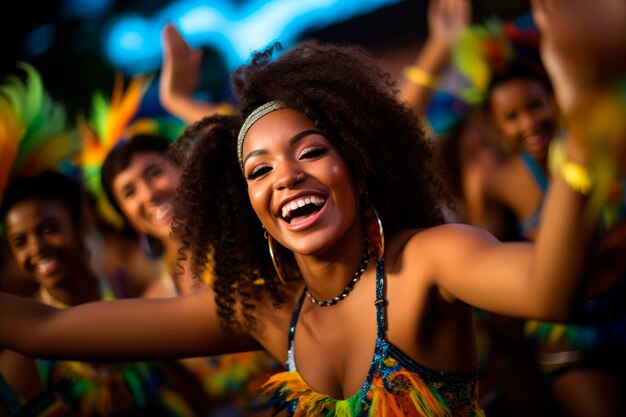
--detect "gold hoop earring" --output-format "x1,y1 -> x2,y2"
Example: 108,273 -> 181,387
265,230 -> 287,285
363,199 -> 384,261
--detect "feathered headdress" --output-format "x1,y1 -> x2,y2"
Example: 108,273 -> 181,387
427,12 -> 542,137
76,73 -> 186,228
0,62 -> 79,200
452,12 -> 542,105
76,72 -> 155,228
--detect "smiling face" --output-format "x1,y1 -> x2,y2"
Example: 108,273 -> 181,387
5,199 -> 84,289
111,152 -> 182,241
242,108 -> 361,257
490,78 -> 558,160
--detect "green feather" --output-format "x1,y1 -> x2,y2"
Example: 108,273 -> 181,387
122,366 -> 148,407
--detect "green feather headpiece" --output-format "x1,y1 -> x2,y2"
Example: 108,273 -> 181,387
451,12 -> 542,105
76,71 -> 155,228
0,62 -> 79,199
76,72 -> 185,229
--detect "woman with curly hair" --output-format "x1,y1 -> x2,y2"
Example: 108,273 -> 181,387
101,131 -> 281,417
0,22 -> 616,416
0,170 -> 205,417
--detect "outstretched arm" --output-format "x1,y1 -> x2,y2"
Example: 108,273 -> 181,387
420,0 -> 625,321
159,22 -> 233,124
0,289 -> 261,361
433,160 -> 593,321
400,0 -> 470,117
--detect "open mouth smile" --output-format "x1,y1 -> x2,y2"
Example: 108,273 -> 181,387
150,200 -> 173,223
32,255 -> 60,277
280,195 -> 326,225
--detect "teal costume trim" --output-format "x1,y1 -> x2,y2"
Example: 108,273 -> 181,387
0,372 -> 20,416
518,151 -> 548,238
0,370 -> 72,417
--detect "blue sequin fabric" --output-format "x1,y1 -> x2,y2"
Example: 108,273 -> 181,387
263,258 -> 485,417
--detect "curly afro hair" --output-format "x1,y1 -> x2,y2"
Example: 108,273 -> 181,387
172,41 -> 450,332
170,114 -> 282,333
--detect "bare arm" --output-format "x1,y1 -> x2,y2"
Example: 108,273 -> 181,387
419,0 -> 626,321
159,22 -> 233,124
463,157 -> 533,241
424,160 -> 593,322
400,0 -> 470,116
461,155 -> 512,239
0,349 -> 43,401
0,289 -> 261,361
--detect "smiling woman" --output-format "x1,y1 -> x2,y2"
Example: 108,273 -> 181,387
243,109 -> 362,258
0,21 -> 619,417
1,172 -> 90,298
167,39 -> 603,415
100,132 -> 282,417
101,134 -> 182,259
461,63 -> 557,242
0,170 -> 202,416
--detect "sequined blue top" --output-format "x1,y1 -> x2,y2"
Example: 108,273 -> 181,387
262,258 -> 485,417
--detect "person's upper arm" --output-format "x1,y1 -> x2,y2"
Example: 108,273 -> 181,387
416,224 -> 539,318
0,289 -> 260,362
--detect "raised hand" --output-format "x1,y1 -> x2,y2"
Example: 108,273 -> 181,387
531,0 -> 626,117
159,22 -> 202,112
428,0 -> 471,52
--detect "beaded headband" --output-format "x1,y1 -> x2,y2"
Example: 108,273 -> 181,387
237,100 -> 288,171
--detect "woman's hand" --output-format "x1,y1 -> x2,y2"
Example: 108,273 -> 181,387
427,0 -> 471,53
159,22 -> 203,114
531,0 -> 626,118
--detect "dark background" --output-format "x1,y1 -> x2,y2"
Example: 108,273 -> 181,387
0,0 -> 531,121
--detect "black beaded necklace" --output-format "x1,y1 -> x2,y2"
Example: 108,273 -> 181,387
304,248 -> 370,307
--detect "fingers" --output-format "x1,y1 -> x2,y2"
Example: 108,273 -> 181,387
442,0 -> 470,26
161,23 -> 189,55
427,0 -> 442,21
428,0 -> 471,41
456,0 -> 471,27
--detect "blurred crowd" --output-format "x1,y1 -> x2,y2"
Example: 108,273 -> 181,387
1,0 -> 624,416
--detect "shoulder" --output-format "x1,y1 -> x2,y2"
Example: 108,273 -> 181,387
378,225 -> 500,309
247,281 -> 305,361
391,223 -> 497,248
385,225 -> 498,271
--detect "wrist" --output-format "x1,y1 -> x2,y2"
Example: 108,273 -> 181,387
550,136 -> 593,195
421,37 -> 453,67
403,65 -> 439,90
423,35 -> 453,55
